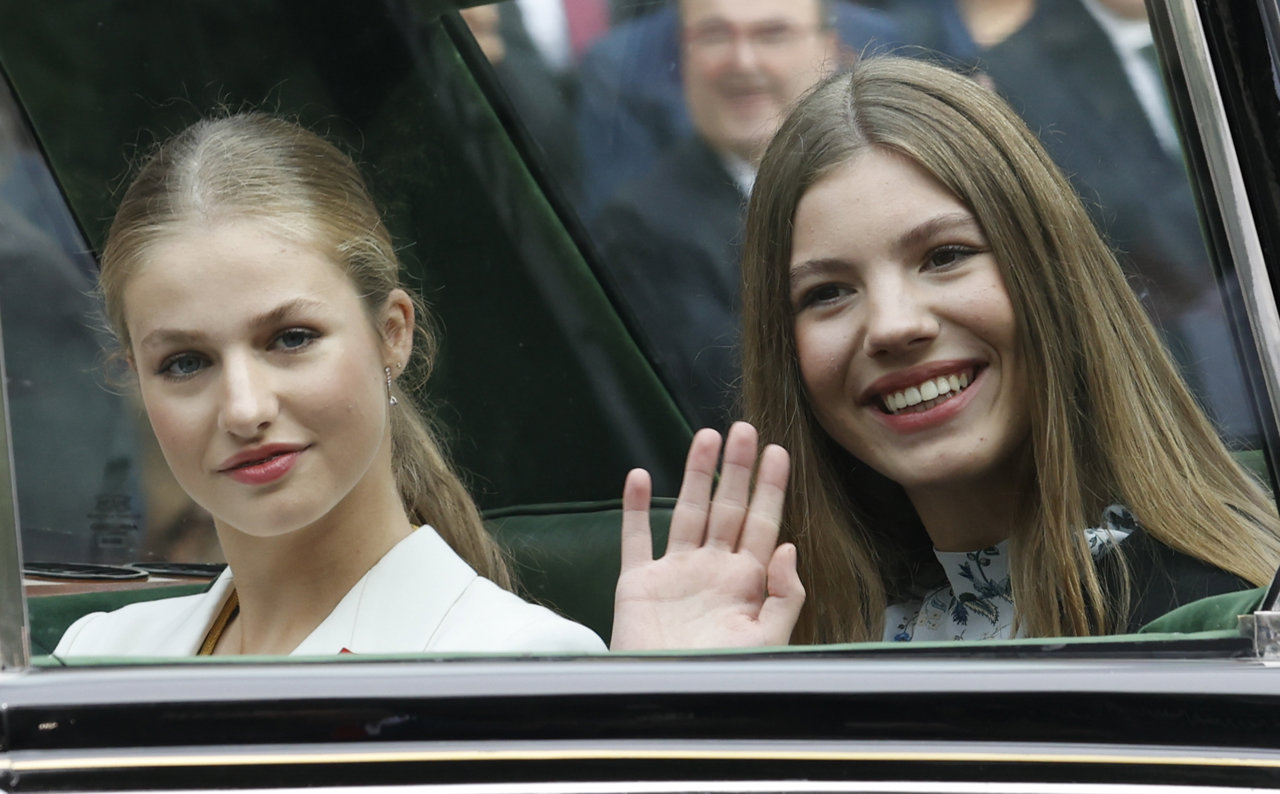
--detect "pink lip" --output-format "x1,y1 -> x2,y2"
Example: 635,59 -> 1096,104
219,445 -> 307,486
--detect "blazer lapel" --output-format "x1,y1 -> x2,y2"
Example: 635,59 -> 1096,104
289,526 -> 477,656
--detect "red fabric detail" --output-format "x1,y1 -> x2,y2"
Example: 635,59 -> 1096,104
565,0 -> 610,60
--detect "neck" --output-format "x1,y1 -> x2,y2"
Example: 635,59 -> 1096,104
905,463 -> 1032,553
214,476 -> 415,656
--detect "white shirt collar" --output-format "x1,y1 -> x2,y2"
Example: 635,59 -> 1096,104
1080,0 -> 1154,53
718,151 -> 757,197
1078,0 -> 1180,155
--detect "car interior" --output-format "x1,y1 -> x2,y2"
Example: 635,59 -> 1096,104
0,0 -> 1276,662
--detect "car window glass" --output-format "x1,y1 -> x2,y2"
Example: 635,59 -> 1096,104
0,0 -> 1273,662
480,0 -> 1268,468
0,78 -> 143,566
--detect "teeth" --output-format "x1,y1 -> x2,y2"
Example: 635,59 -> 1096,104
881,371 -> 974,414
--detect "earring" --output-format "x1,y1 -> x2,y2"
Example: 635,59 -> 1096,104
385,366 -> 398,407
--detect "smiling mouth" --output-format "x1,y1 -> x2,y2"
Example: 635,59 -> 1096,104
220,447 -> 305,472
230,453 -> 287,470
879,369 -> 976,415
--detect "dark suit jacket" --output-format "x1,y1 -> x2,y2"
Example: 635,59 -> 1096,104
575,1 -> 904,217
979,0 -> 1208,319
493,3 -> 584,205
1097,525 -> 1253,633
592,135 -> 744,431
978,1 -> 1256,439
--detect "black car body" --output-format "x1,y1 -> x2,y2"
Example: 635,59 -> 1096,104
2,0 -> 1280,791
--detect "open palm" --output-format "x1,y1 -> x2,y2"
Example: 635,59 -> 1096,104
610,422 -> 803,651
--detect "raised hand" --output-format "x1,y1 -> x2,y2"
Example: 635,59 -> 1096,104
610,421 -> 803,651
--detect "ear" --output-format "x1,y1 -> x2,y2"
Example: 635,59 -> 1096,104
379,289 -> 415,371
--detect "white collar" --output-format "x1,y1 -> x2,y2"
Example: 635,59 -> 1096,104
1079,0 -> 1154,55
288,525 -> 476,655
718,150 -> 757,197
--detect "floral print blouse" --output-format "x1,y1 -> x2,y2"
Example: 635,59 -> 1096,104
883,505 -> 1136,642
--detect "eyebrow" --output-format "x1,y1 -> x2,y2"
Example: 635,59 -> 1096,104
788,211 -> 984,288
896,212 -> 983,252
688,16 -> 795,29
136,297 -> 329,351
788,257 -> 846,289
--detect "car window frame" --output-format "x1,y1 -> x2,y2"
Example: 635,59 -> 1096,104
3,0 -> 1280,669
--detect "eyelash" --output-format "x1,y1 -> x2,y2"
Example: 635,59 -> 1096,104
926,244 -> 981,270
154,328 -> 321,382
156,352 -> 209,381
272,327 -> 320,352
796,283 -> 853,311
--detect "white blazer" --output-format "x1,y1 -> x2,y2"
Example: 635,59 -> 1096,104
53,525 -> 606,657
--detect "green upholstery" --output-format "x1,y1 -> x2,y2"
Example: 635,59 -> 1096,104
29,500 -> 673,654
33,502 -> 1259,653
28,583 -> 207,656
1138,586 -> 1266,635
486,499 -> 674,642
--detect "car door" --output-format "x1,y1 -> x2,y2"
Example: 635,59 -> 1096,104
3,1 -> 1280,792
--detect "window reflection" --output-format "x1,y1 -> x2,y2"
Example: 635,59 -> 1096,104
473,0 -> 1261,451
0,80 -> 151,566
1,0 -> 1273,658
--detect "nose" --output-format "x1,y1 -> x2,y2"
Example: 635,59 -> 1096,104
861,276 -> 940,357
728,33 -> 760,70
216,352 -> 277,439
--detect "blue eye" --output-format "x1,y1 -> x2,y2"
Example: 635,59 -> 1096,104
274,328 -> 319,351
158,353 -> 206,380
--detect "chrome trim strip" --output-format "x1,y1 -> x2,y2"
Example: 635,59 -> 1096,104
0,313 -> 28,669
1164,0 -> 1280,445
14,741 -> 1280,773
50,785 -> 1280,794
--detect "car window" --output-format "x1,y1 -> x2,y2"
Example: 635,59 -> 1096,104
0,0 -> 690,562
0,0 -> 1275,663
476,0 -> 1270,464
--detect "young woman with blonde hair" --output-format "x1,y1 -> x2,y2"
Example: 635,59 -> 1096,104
613,56 -> 1280,648
56,113 -> 604,656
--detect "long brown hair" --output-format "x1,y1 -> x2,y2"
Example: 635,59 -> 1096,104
742,57 -> 1280,643
98,112 -> 511,588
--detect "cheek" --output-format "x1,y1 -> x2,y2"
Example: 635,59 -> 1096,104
794,320 -> 851,396
972,287 -> 1019,355
949,269 -> 1019,354
139,393 -> 203,475
684,63 -> 716,94
320,352 -> 385,426
138,385 -> 179,436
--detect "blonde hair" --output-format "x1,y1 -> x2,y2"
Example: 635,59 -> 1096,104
98,112 -> 511,588
742,57 -> 1280,643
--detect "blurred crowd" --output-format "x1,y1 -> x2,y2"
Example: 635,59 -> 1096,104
463,0 -> 1249,443
0,0 -> 1248,566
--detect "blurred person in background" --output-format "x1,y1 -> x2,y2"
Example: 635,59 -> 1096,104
460,3 -> 588,204
977,0 -> 1256,442
0,82 -> 140,564
575,0 -> 900,217
591,0 -> 840,431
